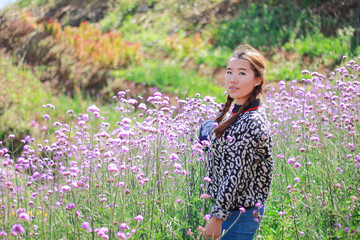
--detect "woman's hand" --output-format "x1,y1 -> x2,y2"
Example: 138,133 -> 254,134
204,217 -> 223,239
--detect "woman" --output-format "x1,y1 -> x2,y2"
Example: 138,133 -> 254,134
204,45 -> 273,240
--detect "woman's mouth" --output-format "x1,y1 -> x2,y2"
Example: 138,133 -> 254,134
228,86 -> 238,91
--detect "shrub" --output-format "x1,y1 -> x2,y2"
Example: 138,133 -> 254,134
41,20 -> 143,68
214,2 -> 315,50
163,33 -> 205,60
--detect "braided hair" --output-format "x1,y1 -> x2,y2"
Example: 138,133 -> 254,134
214,45 -> 265,138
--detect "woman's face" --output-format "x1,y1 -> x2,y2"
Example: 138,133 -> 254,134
225,58 -> 261,105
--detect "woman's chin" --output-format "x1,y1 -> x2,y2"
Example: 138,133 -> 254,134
228,93 -> 238,99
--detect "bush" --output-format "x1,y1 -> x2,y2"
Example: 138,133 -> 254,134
214,2 -> 314,50
41,21 -> 143,68
163,33 -> 206,60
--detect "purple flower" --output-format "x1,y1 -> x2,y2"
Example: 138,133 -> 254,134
174,163 -> 182,169
108,163 -> 119,173
18,212 -> 30,221
87,105 -> 100,113
279,80 -> 286,90
350,196 -> 358,201
81,222 -> 90,230
301,70 -> 310,75
11,224 -> 25,234
204,214 -> 211,220
278,211 -> 287,216
119,223 -> 130,230
46,103 -> 55,109
138,103 -> 147,111
118,91 -> 126,97
287,158 -> 295,164
203,176 -> 211,182
122,118 -> 132,124
61,185 -> 71,192
117,232 -> 127,239
128,99 -> 138,105
134,215 -> 144,222
0,231 -> 7,236
239,207 -> 246,213
293,162 -> 301,168
43,114 -> 51,120
65,203 -> 75,210
294,177 -> 301,182
170,153 -> 179,161
200,193 -> 210,199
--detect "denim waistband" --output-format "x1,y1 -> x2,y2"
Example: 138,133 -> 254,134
228,206 -> 255,211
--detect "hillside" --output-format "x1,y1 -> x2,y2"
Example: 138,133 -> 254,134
0,0 -> 359,146
1,0 -> 358,98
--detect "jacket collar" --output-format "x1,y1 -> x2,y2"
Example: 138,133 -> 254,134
232,98 -> 262,114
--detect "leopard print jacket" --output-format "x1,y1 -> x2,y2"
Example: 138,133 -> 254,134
206,101 -> 273,221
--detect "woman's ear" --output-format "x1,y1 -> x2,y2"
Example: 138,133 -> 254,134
254,77 -> 262,86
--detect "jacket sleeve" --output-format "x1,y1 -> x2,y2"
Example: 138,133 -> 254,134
210,115 -> 265,220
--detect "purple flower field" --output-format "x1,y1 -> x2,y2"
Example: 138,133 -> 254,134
1,57 -> 360,239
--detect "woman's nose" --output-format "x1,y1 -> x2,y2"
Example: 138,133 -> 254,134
230,75 -> 237,83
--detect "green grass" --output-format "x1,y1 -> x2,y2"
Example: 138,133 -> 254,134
284,27 -> 359,65
0,54 -> 53,145
0,53 -> 122,149
194,47 -> 232,69
110,60 -> 226,102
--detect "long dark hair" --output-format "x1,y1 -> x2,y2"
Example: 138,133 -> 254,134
214,44 -> 266,138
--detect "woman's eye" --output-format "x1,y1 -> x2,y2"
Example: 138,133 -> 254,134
239,72 -> 245,75
226,71 -> 232,74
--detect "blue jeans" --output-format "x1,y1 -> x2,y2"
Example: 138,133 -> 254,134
220,205 -> 265,240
